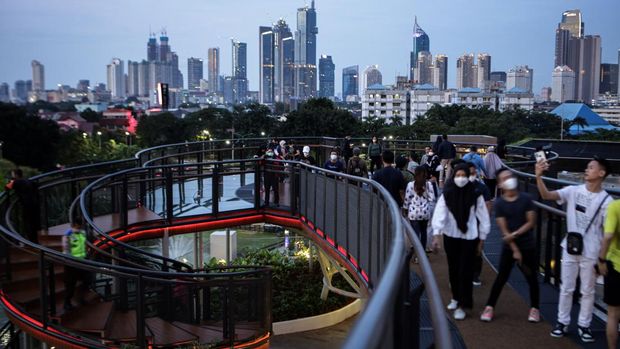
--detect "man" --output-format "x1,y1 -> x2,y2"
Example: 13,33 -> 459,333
347,147 -> 368,178
262,149 -> 280,207
480,168 -> 540,323
420,146 -> 432,166
62,220 -> 91,310
599,199 -> 620,349
324,150 -> 345,173
4,169 -> 40,243
372,150 -> 406,207
536,157 -> 613,343
462,146 -> 487,178
342,136 -> 353,164
483,146 -> 504,197
466,162 -> 492,286
298,146 -> 316,166
437,134 -> 456,187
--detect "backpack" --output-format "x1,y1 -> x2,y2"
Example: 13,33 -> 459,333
349,158 -> 364,176
408,182 -> 433,220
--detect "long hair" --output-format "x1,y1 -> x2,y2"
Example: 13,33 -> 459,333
414,166 -> 427,196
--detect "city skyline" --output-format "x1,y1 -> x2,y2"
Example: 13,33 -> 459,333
1,0 -> 618,96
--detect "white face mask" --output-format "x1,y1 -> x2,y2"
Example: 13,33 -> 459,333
469,175 -> 477,183
330,154 -> 338,161
266,152 -> 274,157
303,152 -> 309,156
454,177 -> 469,188
502,177 -> 518,190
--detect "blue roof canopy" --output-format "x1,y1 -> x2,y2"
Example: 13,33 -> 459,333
551,103 -> 618,135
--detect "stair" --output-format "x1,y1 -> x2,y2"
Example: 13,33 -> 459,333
60,301 -> 114,337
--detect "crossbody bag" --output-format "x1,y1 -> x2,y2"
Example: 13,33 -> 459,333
566,193 -> 610,255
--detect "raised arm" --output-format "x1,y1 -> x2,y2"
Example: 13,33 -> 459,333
535,160 -> 561,201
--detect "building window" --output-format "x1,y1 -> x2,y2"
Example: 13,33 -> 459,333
381,95 -> 387,99
381,103 -> 386,107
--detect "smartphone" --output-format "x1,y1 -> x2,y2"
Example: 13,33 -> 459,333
534,150 -> 547,163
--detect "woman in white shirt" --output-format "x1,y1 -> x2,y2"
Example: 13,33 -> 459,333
432,164 -> 491,320
404,166 -> 436,252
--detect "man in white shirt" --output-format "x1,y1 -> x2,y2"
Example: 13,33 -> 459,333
535,157 -> 613,343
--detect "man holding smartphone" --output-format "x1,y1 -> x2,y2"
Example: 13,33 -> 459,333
536,157 -> 613,343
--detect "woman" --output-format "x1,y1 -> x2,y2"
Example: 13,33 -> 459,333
404,166 -> 436,251
367,136 -> 383,175
432,164 -> 490,320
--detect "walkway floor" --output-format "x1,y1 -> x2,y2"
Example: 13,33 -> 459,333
269,316 -> 357,349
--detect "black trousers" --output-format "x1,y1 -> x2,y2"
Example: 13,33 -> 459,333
369,156 -> 382,174
484,178 -> 498,198
486,247 -> 540,309
443,236 -> 479,309
263,176 -> 279,206
410,220 -> 428,251
64,266 -> 91,305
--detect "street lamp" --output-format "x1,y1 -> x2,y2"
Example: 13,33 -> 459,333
260,131 -> 266,137
125,131 -> 131,146
82,132 -> 87,139
96,131 -> 102,149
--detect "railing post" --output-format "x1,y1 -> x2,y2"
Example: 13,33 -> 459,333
553,215 -> 563,287
254,162 -> 261,210
212,164 -> 220,215
165,169 -> 174,224
47,262 -> 56,317
136,273 -> 146,348
38,251 -> 48,329
290,163 -> 297,215
120,175 -> 128,232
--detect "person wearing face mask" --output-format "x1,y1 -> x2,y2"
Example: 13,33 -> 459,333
298,146 -> 316,166
466,162 -> 493,287
367,136 -> 383,175
324,150 -> 345,173
262,149 -> 280,207
462,146 -> 487,179
431,163 -> 490,320
424,149 -> 441,180
480,168 -> 540,323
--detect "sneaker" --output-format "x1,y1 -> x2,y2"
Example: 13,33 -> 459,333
577,326 -> 595,343
447,299 -> 458,310
454,308 -> 466,320
480,306 -> 494,322
528,308 -> 540,323
550,323 -> 568,338
473,277 -> 482,286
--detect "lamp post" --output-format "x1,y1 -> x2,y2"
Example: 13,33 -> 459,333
0,141 -> 3,159
96,131 -> 102,149
125,131 -> 131,146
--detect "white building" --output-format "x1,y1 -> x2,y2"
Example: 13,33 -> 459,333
361,85 -> 408,124
500,87 -> 534,111
551,65 -> 576,103
507,65 -> 534,93
410,84 -> 448,120
107,58 -> 125,100
31,60 -> 45,91
593,107 -> 620,126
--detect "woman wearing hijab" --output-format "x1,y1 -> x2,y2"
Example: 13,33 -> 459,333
432,163 -> 491,320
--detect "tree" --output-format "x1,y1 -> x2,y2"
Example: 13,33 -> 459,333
389,114 -> 404,127
136,112 -> 184,147
79,108 -> 102,122
232,103 -> 277,137
571,116 -> 589,135
277,98 -> 360,137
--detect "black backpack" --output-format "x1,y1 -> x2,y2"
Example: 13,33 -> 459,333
349,158 -> 364,176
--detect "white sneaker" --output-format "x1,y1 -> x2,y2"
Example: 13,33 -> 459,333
447,299 -> 458,310
454,308 -> 466,320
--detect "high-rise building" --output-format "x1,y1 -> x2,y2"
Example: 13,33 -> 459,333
431,55 -> 448,90
415,52 -> 433,85
107,58 -> 125,99
342,65 -> 359,101
208,48 -> 220,94
14,80 -> 27,101
540,87 -> 552,102
551,65 -> 576,102
599,63 -> 619,95
456,54 -> 475,89
159,31 -> 171,63
77,80 -> 90,92
554,28 -> 571,68
363,65 -> 383,89
560,10 -> 584,38
31,60 -> 45,91
294,0 -> 318,101
490,71 -> 507,83
506,65 -> 534,93
232,40 -> 248,103
618,49 -> 620,96
318,54 -> 335,98
259,27 -> 274,104
0,83 -> 9,102
574,35 -> 601,103
127,61 -> 139,96
410,17 -> 430,81
223,76 -> 234,104
260,20 -> 295,105
187,57 -> 204,90
147,34 -> 158,62
138,60 -> 150,96
476,53 -> 492,89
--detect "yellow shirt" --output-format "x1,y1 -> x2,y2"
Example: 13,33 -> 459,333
603,200 -> 620,272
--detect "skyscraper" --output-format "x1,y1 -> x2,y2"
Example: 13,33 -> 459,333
127,61 -> 139,96
363,65 -> 383,89
476,53 -> 492,89
232,39 -> 248,103
208,48 -> 220,94
410,17 -> 430,81
490,71 -> 507,83
187,57 -> 204,90
560,10 -> 584,38
31,60 -> 45,91
342,65 -> 359,101
456,54 -> 475,89
599,63 -> 618,95
416,52 -> 433,85
259,27 -> 274,104
14,80 -> 27,101
577,35 -> 601,103
431,55 -> 448,90
552,65 -> 576,102
107,58 -> 125,99
618,49 -> 620,96
554,28 -> 571,68
0,83 -> 9,103
138,60 -> 150,96
318,55 -> 335,98
147,34 -> 158,62
294,0 -> 318,101
159,31 -> 171,63
506,65 -> 533,93
77,80 -> 90,92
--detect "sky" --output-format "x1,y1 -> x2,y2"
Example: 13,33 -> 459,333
1,0 -> 619,96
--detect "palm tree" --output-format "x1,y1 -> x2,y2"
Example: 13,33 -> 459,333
389,114 -> 404,127
571,116 -> 589,135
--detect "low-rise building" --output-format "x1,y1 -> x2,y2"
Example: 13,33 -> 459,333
361,84 -> 408,124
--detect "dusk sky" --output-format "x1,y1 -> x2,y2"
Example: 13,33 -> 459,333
1,0 -> 618,95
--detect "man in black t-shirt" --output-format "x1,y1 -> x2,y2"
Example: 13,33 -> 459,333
480,168 -> 540,323
372,150 -> 405,207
